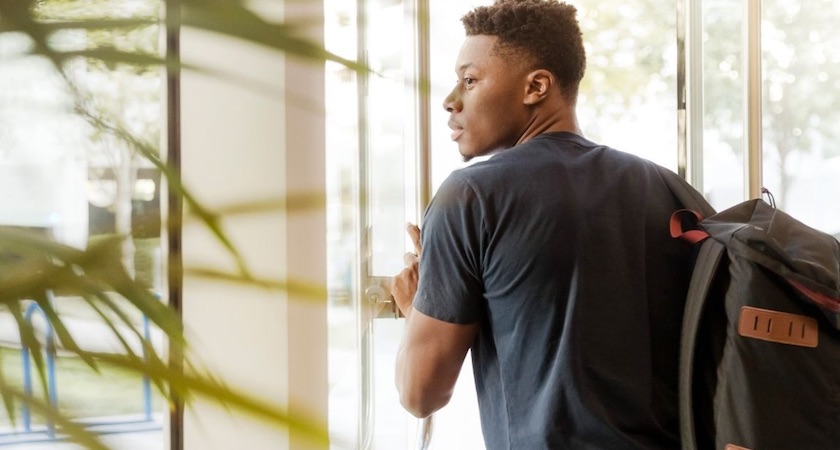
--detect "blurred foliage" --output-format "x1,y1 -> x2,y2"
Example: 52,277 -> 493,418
0,0 -> 358,448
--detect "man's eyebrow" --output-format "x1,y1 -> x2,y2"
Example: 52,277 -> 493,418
457,62 -> 475,73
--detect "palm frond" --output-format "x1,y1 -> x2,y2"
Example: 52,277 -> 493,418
0,0 -> 342,447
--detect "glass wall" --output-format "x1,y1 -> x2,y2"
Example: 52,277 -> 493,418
700,0 -> 840,236
0,0 -> 165,447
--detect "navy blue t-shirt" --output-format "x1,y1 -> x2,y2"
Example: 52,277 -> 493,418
414,132 -> 693,449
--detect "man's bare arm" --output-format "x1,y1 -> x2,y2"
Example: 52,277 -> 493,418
395,308 -> 478,418
391,223 -> 478,418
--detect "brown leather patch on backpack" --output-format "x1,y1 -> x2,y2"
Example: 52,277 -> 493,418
725,444 -> 752,450
738,306 -> 818,348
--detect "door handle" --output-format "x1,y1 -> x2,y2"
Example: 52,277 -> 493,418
364,276 -> 403,319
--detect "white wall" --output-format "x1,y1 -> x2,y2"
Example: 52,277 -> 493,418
179,1 -> 327,448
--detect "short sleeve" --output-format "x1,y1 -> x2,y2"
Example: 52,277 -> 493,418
413,172 -> 484,324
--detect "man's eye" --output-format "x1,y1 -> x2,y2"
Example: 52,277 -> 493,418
463,78 -> 475,86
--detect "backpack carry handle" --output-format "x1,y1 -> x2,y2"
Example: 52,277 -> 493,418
670,209 -> 710,244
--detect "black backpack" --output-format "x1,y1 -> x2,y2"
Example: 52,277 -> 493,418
669,192 -> 840,450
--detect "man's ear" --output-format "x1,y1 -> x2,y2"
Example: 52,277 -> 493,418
523,69 -> 554,105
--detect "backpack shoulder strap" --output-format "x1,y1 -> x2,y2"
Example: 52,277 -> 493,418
655,165 -> 716,218
679,238 -> 725,450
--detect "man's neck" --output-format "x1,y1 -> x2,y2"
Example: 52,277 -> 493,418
516,108 -> 582,146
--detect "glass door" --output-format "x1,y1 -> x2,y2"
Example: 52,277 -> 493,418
356,0 -> 422,448
326,0 -> 420,448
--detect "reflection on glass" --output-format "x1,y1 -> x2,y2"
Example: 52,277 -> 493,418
0,0 -> 165,447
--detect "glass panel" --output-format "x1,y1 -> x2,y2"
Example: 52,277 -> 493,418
701,0 -> 747,210
370,320 -> 414,449
325,0 -> 361,447
326,0 -> 417,448
576,1 -> 679,170
365,0 -> 418,277
363,0 -> 420,445
761,0 -> 840,236
0,0 -> 165,447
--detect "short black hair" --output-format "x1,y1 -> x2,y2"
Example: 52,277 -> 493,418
461,0 -> 586,100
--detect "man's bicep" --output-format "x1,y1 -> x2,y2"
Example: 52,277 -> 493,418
396,309 -> 478,417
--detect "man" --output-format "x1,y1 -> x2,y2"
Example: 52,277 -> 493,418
391,1 -> 694,448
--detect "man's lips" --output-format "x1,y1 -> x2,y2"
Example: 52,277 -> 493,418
448,121 -> 464,141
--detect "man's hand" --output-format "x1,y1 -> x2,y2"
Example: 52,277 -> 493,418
391,223 -> 422,318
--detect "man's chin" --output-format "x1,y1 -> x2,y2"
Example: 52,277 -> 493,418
459,146 -> 492,163
459,145 -> 477,163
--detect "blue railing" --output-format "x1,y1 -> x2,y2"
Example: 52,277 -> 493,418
20,301 -> 59,439
0,293 -> 161,445
142,312 -> 153,422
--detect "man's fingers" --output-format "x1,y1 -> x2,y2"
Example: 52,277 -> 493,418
391,266 -> 419,317
395,223 -> 421,318
406,223 -> 422,256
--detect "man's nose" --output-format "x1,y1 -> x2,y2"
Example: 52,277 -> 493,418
443,88 -> 460,113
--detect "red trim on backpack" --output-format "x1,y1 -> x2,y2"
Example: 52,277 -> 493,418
669,209 -> 710,244
787,278 -> 840,313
